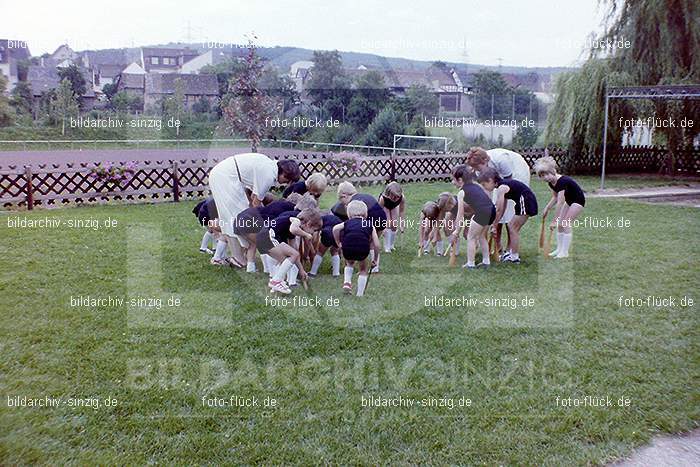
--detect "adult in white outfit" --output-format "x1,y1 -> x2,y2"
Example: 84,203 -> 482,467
466,147 -> 531,255
208,153 -> 300,267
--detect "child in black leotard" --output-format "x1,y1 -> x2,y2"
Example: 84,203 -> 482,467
309,213 -> 343,277
478,168 -> 538,264
534,156 -> 585,259
256,207 -> 323,294
332,200 -> 380,297
282,172 -> 328,199
193,197 -> 218,255
448,165 -> 496,269
378,182 -> 406,253
336,181 -> 387,272
234,193 -> 303,272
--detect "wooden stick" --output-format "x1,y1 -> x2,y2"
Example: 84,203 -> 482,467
448,238 -> 457,267
539,217 -> 546,249
489,233 -> 499,262
543,227 -> 553,258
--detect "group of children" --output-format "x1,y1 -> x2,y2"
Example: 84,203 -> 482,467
193,153 -> 585,295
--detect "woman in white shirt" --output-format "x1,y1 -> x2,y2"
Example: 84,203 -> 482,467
208,153 -> 300,269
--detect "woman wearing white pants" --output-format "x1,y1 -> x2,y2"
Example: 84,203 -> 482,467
209,153 -> 300,268
466,147 -> 531,258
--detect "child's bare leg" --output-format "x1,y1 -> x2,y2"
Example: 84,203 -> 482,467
507,215 -> 528,260
478,225 -> 490,265
243,233 -> 258,272
466,222 -> 486,267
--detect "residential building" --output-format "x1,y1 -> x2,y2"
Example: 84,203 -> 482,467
0,39 -> 31,92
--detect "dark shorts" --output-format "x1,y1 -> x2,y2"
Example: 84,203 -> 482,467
234,208 -> 265,236
342,244 -> 370,261
514,193 -> 538,217
255,229 -> 280,255
472,206 -> 497,227
321,226 -> 337,248
565,194 -> 586,207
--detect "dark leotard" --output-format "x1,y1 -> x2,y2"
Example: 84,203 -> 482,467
320,214 -> 343,248
548,175 -> 585,207
462,183 -> 496,226
380,193 -> 402,211
341,217 -> 373,261
282,181 -> 308,198
498,179 -> 538,216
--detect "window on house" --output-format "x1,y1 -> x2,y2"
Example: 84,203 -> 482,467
151,57 -> 159,65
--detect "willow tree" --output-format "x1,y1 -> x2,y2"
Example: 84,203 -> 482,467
545,0 -> 700,167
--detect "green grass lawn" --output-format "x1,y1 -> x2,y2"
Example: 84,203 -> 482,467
1,176 -> 698,464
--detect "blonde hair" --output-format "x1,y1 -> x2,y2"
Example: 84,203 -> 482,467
347,200 -> 368,218
298,207 -> 323,230
466,147 -> 490,167
306,172 -> 328,193
286,192 -> 303,205
294,193 -> 318,210
534,156 -> 558,176
337,181 -> 357,197
384,181 -> 402,198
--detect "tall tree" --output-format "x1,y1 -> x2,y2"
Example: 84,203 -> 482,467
51,78 -> 79,135
545,0 -> 699,162
347,71 -> 389,129
306,50 -> 352,121
222,37 -> 281,151
10,81 -> 33,117
57,64 -> 87,98
472,70 -> 511,119
0,74 -> 14,127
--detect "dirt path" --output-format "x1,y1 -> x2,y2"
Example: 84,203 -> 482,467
590,184 -> 700,208
610,429 -> 700,466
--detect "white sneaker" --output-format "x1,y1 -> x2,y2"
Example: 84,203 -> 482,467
371,265 -> 379,273
269,280 -> 292,294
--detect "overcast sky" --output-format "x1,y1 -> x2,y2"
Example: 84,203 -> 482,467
4,0 -> 609,68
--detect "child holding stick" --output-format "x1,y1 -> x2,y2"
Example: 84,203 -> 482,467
256,208 -> 323,294
448,165 -> 496,269
478,168 -> 538,264
378,181 -> 406,253
333,200 -> 380,297
534,156 -> 585,258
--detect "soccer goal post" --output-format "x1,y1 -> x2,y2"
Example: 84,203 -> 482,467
393,135 -> 452,154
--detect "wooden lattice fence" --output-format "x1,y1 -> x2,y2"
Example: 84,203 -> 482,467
1,147 -> 697,209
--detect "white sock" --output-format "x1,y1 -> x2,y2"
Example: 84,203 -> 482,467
287,264 -> 299,285
261,254 -> 271,273
557,233 -> 572,257
331,255 -> 340,276
246,261 -> 256,273
213,240 -> 227,261
391,230 -> 398,249
369,250 -> 375,262
310,254 -> 323,275
344,266 -> 354,284
436,240 -> 444,256
482,256 -> 491,265
356,274 -> 368,296
200,231 -> 213,250
550,232 -> 562,256
273,258 -> 294,282
383,231 -> 392,252
269,261 -> 278,278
